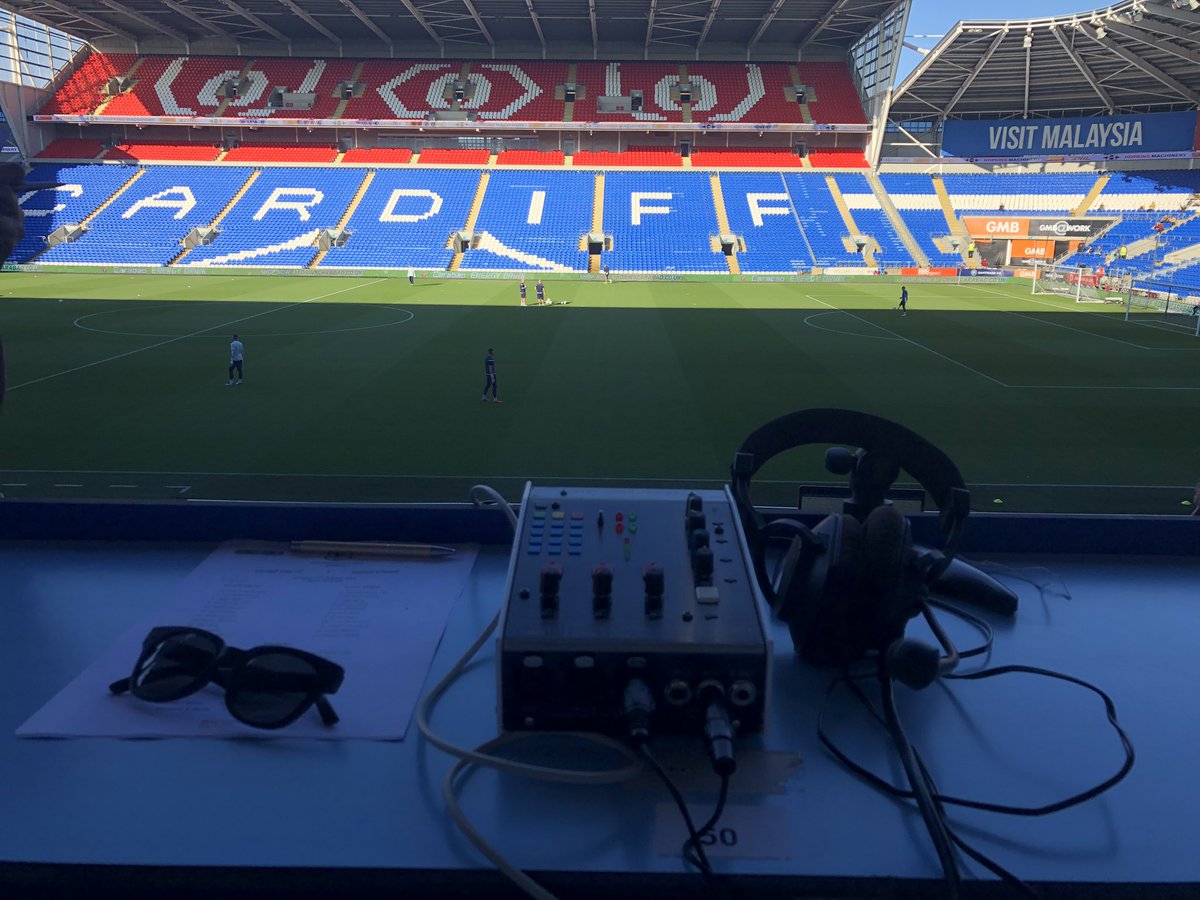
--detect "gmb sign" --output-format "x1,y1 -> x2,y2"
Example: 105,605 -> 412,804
961,217 -> 1115,238
1029,218 -> 1115,238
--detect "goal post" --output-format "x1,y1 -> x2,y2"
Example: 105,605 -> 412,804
1031,263 -> 1128,304
1123,276 -> 1200,336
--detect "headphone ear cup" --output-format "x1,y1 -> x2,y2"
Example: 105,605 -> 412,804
862,504 -> 909,599
863,504 -> 924,650
792,514 -> 864,667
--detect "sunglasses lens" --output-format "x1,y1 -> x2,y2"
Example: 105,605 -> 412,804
228,652 -> 317,728
132,631 -> 220,701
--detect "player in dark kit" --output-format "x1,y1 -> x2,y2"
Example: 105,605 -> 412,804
481,348 -> 501,403
535,279 -> 545,304
897,285 -> 908,316
519,279 -> 527,306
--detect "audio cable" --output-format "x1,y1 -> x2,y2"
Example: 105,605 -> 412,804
817,599 -> 1135,897
624,678 -> 738,894
420,485 -> 645,900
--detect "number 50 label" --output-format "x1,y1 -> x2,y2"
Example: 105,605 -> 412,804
653,803 -> 794,860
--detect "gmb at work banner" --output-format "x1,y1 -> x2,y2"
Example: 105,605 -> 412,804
942,111 -> 1198,158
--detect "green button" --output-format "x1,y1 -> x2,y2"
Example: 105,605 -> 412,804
629,523 -> 638,534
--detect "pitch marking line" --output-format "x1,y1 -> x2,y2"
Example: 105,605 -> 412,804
1,469 -> 1192,492
9,279 -> 387,392
960,284 -> 1197,351
806,293 -> 1200,391
805,294 -> 1008,387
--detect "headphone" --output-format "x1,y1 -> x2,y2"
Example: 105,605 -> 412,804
731,409 -> 972,690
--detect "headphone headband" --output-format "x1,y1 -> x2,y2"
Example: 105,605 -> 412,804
731,408 -> 970,548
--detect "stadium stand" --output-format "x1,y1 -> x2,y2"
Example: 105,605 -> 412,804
718,172 -> 814,273
340,148 -> 414,164
417,148 -> 491,165
1087,170 -> 1200,212
782,173 -> 867,267
571,150 -> 682,167
832,172 -> 908,267
105,142 -> 222,162
12,164 -> 145,263
39,166 -> 254,266
228,58 -> 359,120
181,167 -> 365,268
602,171 -> 725,272
687,63 -> 804,124
34,138 -> 106,160
97,55 -> 177,116
222,142 -> 339,163
473,62 -> 566,121
318,168 -> 481,271
39,52 -> 137,115
690,147 -> 804,168
43,54 -> 867,126
876,173 -> 962,267
459,170 -> 591,272
795,62 -> 868,125
941,172 -> 1097,213
495,150 -> 566,166
807,147 -> 869,168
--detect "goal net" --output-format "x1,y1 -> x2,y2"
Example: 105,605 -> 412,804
1031,263 -> 1129,303
1124,277 -> 1200,335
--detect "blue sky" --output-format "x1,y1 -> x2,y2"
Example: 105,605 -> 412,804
896,0 -> 1106,82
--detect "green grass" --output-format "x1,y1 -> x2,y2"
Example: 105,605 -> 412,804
1,271 -> 1198,514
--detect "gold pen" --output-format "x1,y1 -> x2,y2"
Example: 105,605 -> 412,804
290,540 -> 456,558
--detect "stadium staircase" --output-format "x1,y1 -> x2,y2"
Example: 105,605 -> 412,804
332,62 -> 366,119
686,64 -> 696,125
709,174 -> 740,274
563,63 -> 577,122
589,173 -> 604,273
80,168 -> 147,228
213,60 -> 255,117
1075,174 -> 1110,216
309,170 -> 375,268
932,176 -> 974,266
170,169 -> 260,266
788,66 -> 814,125
450,171 -> 490,271
826,176 -> 873,266
93,56 -> 144,115
866,172 -> 927,267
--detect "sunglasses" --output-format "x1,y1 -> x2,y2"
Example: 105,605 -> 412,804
109,626 -> 345,730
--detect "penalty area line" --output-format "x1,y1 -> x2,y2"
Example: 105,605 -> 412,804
8,278 -> 387,392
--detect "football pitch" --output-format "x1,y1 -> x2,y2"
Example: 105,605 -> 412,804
1,271 -> 1197,515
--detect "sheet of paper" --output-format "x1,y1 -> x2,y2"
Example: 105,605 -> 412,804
17,541 -> 478,740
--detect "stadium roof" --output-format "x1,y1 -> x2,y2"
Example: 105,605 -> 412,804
891,1 -> 1200,121
2,0 -> 900,61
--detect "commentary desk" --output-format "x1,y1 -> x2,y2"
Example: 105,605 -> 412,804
2,499 -> 1198,899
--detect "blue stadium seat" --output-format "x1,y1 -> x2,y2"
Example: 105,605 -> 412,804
318,168 -> 480,271
602,172 -> 726,273
719,172 -> 813,272
14,164 -> 139,263
183,168 -> 365,268
40,166 -> 253,266
460,170 -> 591,272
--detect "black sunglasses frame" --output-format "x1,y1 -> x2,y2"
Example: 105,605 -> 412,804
110,626 -> 345,730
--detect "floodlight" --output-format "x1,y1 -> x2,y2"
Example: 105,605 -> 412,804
1022,32 -> 1033,48
1094,25 -> 1107,38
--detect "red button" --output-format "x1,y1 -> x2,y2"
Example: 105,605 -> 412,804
615,523 -> 624,534
616,512 -> 624,521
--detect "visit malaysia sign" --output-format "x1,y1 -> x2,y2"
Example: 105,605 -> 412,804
943,112 -> 1198,158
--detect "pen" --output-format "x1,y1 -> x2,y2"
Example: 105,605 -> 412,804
289,540 -> 456,558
